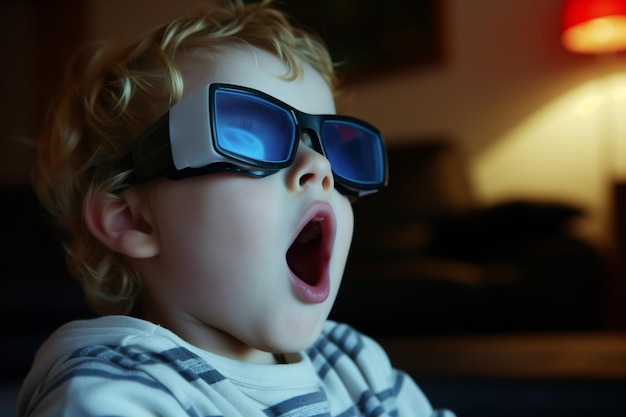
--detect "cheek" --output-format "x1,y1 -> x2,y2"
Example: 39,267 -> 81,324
151,179 -> 281,280
331,197 -> 354,277
338,198 -> 355,248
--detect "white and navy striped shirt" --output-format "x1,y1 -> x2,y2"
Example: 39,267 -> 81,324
17,316 -> 454,417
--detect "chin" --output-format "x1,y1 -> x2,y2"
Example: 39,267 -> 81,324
262,312 -> 329,354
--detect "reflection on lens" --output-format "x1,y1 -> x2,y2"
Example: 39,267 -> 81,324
322,121 -> 384,186
214,89 -> 296,163
219,127 -> 265,160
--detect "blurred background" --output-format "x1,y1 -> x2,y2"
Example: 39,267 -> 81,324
1,0 -> 625,416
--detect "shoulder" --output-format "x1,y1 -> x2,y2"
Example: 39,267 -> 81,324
311,320 -> 391,374
308,321 -> 400,401
20,345 -> 198,417
39,315 -> 223,384
18,316 -> 222,417
308,321 -> 456,417
23,359 -> 194,417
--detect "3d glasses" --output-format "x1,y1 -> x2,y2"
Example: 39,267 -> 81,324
128,83 -> 387,197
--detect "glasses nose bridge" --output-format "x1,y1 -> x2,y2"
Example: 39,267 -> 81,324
295,112 -> 325,155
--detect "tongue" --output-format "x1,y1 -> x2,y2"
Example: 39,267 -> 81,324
287,222 -> 321,286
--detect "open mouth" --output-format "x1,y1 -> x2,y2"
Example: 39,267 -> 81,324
287,217 -> 325,286
286,203 -> 336,303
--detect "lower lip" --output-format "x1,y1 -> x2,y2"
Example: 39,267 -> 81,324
289,271 -> 330,304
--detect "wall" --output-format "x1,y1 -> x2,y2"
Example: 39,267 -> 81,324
86,0 -> 211,41
3,0 -> 625,250
346,0 -> 626,250
0,0 -> 84,185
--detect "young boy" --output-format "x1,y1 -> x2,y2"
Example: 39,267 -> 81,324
17,1 -> 454,416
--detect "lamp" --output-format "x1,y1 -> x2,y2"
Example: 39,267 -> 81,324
562,0 -> 626,53
562,0 -> 626,329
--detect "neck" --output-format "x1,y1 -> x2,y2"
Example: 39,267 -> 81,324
141,311 -> 277,364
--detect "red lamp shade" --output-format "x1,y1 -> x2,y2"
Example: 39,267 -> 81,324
562,0 -> 626,53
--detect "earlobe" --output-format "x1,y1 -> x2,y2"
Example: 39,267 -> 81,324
83,190 -> 159,259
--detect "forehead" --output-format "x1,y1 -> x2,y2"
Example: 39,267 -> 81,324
177,46 -> 336,115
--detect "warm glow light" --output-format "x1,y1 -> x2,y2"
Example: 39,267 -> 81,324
577,94 -> 603,114
562,0 -> 626,53
472,75 -> 626,247
615,85 -> 626,101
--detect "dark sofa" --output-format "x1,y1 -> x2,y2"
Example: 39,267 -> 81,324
1,187 -> 93,416
330,140 -> 609,337
327,140 -> 625,416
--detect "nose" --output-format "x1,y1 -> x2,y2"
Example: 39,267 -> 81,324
285,134 -> 334,194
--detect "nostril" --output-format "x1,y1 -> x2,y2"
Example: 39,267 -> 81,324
298,166 -> 333,191
322,175 -> 333,190
291,145 -> 334,192
299,173 -> 315,187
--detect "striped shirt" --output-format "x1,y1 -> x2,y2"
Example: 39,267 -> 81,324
17,316 -> 454,417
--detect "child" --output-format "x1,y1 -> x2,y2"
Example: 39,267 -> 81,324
17,1 -> 454,416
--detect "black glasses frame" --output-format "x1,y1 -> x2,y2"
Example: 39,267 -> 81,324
126,83 -> 387,197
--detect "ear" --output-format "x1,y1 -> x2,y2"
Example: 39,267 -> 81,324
83,189 -> 159,259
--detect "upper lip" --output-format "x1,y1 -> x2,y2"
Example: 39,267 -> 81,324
286,201 -> 336,299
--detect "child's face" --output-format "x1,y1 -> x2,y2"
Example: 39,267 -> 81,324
134,47 -> 354,361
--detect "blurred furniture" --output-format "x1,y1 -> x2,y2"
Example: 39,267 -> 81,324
384,332 -> 626,417
561,0 -> 626,331
0,187 -> 93,378
329,140 -> 624,416
0,186 -> 93,416
331,140 -> 609,337
611,182 -> 626,328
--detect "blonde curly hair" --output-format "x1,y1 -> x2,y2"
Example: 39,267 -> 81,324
33,0 -> 337,316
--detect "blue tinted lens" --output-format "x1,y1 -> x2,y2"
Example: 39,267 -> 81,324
213,90 -> 296,163
322,121 -> 385,185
